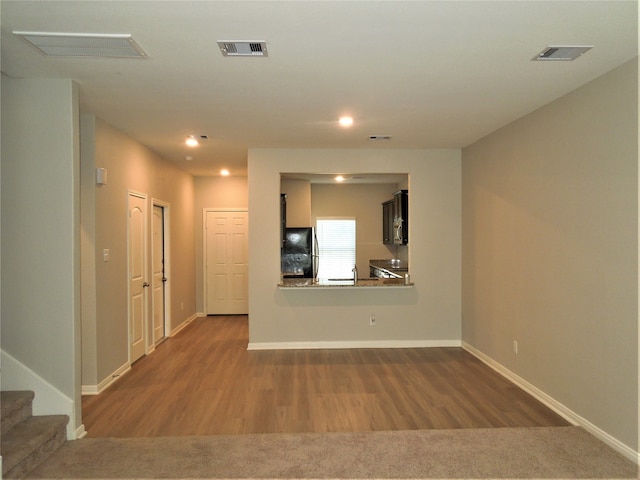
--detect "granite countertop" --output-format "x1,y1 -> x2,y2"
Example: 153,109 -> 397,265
279,277 -> 412,288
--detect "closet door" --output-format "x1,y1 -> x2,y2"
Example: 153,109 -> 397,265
205,210 -> 248,315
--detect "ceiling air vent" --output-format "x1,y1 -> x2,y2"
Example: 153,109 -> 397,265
533,45 -> 593,61
368,135 -> 392,141
13,31 -> 147,58
217,41 -> 268,57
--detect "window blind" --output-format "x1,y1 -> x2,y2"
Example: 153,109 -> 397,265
316,218 -> 356,280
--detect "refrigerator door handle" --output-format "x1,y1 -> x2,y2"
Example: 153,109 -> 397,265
313,232 -> 319,280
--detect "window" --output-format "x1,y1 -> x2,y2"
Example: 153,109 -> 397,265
316,218 -> 356,280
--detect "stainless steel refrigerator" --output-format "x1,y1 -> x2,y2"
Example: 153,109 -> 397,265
281,227 -> 318,279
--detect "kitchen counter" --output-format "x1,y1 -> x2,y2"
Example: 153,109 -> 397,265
369,259 -> 408,278
279,277 -> 413,288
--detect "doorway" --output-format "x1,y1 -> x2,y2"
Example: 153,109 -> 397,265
152,202 -> 169,345
204,210 -> 249,315
128,192 -> 148,363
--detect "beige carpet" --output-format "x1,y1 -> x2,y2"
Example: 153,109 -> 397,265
26,427 -> 637,479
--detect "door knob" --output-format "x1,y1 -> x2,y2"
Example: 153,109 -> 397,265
143,282 -> 150,288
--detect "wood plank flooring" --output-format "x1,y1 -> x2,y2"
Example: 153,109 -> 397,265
82,316 -> 570,437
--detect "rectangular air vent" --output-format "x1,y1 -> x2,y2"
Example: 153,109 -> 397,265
533,45 -> 593,61
13,31 -> 147,58
368,135 -> 392,141
217,41 -> 268,57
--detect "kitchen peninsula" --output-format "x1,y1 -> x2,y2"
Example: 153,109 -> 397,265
369,259 -> 408,278
279,277 -> 413,288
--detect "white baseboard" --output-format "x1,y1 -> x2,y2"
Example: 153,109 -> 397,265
75,423 -> 87,439
81,361 -> 131,395
1,349 -> 78,439
170,313 -> 199,337
248,339 -> 461,350
82,313 -> 200,397
461,342 -> 639,464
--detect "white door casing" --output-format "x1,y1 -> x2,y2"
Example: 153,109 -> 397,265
128,192 -> 148,363
205,210 -> 248,315
152,204 -> 167,344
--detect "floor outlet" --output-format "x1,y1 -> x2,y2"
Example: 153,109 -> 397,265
369,314 -> 376,326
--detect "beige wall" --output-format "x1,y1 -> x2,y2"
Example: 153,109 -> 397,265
194,176 -> 248,313
462,59 -> 638,451
310,183 -> 406,272
82,117 -> 196,388
1,76 -> 82,434
80,114 -> 98,387
248,148 -> 461,346
281,179 -> 311,227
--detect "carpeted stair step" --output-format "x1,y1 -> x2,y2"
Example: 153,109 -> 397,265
1,391 -> 35,436
1,414 -> 68,479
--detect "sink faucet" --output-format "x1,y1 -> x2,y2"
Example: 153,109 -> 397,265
352,264 -> 358,284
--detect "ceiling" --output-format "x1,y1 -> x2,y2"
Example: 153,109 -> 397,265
1,1 -> 637,177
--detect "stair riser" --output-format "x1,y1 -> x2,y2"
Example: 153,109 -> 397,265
1,401 -> 33,437
3,423 -> 67,479
1,391 -> 69,480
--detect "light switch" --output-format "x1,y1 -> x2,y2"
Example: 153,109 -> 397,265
96,167 -> 108,185
103,249 -> 110,262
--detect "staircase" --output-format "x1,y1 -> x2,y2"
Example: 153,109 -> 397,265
1,391 -> 68,479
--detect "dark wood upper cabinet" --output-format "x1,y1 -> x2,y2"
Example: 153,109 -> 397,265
382,200 -> 394,244
382,190 -> 408,245
280,194 -> 287,248
393,190 -> 408,245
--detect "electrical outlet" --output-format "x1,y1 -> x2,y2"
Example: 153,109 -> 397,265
181,302 -> 184,310
513,340 -> 518,354
369,314 -> 376,326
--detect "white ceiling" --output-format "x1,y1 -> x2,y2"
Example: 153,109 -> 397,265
1,1 -> 637,177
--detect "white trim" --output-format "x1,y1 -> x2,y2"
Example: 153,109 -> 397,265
1,349 -> 76,439
152,198 -> 171,347
462,342 -> 639,464
248,339 -> 461,350
204,208 -> 249,212
81,361 -> 131,395
75,424 -> 87,439
170,313 -> 199,337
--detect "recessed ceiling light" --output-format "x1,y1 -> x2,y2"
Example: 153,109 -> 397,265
185,156 -> 193,161
339,116 -> 354,127
220,169 -> 230,176
335,175 -> 345,182
185,134 -> 208,147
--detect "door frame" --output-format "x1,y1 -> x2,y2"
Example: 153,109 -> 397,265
127,190 -> 149,363
202,208 -> 248,315
151,198 -> 171,348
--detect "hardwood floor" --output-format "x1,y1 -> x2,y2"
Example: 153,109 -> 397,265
82,316 -> 570,437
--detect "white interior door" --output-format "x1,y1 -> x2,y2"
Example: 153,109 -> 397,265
152,204 -> 166,344
205,210 -> 248,315
128,193 -> 148,362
